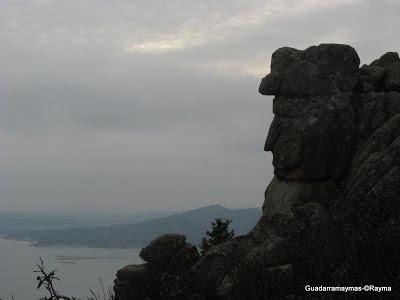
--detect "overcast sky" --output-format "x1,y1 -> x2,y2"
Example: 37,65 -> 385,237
0,0 -> 399,214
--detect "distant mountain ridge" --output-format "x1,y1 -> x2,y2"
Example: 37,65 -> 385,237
0,210 -> 181,235
5,205 -> 261,247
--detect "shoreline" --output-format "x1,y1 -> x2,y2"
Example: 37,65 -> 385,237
0,237 -> 142,249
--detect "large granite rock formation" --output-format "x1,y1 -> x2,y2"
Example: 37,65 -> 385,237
114,44 -> 400,299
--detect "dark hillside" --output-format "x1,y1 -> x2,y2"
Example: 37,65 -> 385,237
6,205 -> 261,247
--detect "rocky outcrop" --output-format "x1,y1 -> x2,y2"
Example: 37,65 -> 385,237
114,44 -> 400,299
114,234 -> 201,299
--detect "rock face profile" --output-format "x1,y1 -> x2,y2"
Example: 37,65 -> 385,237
114,44 -> 400,299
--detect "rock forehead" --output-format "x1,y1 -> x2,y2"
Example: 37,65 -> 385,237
303,43 -> 360,92
139,234 -> 186,265
270,47 -> 301,73
260,43 -> 360,97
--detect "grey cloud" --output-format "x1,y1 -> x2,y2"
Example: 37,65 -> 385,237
0,0 -> 399,213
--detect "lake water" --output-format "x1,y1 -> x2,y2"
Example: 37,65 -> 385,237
0,238 -> 141,299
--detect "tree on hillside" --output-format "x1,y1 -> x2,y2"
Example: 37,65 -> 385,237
200,218 -> 234,255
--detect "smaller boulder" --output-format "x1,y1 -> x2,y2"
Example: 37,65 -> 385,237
140,234 -> 186,267
114,264 -> 149,300
115,264 -> 148,282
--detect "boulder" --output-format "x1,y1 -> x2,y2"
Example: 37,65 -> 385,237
116,235 -> 200,299
114,264 -> 149,299
139,234 -> 186,267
